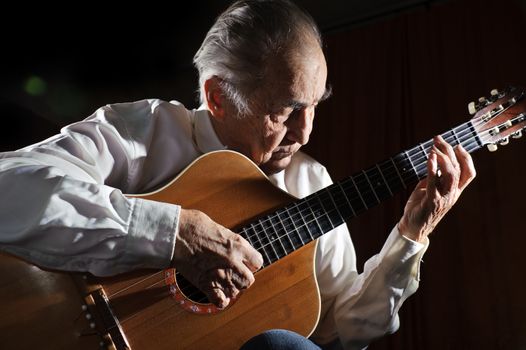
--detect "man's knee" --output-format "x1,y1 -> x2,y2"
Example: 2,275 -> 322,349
240,329 -> 321,350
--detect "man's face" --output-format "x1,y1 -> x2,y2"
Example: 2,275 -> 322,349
219,43 -> 328,175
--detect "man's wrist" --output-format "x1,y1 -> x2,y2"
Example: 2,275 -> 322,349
397,221 -> 428,244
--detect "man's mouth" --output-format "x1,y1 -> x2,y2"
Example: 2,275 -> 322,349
272,150 -> 293,160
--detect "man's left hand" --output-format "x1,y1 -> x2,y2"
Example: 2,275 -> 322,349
398,135 -> 477,243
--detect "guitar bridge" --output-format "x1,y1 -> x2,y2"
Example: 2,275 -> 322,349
84,288 -> 130,350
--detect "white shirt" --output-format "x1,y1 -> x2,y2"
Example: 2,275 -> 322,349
0,99 -> 427,349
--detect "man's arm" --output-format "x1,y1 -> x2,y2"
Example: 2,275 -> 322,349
312,137 -> 475,349
0,102 -> 179,275
0,100 -> 263,308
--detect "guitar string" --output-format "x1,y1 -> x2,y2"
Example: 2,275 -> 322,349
240,118 -> 485,245
173,118 -> 493,302
165,107 -> 523,303
176,108 -> 526,303
239,110 -> 524,259
241,102 -> 525,250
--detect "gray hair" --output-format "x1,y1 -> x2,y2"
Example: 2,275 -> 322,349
193,0 -> 322,114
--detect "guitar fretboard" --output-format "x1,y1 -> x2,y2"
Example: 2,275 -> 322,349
240,120 -> 483,267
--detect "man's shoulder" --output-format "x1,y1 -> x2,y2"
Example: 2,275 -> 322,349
86,99 -> 196,130
101,99 -> 191,117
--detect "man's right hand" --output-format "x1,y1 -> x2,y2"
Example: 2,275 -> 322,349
172,208 -> 263,308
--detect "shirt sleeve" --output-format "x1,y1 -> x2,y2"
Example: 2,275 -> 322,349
302,161 -> 428,349
0,100 -> 181,276
316,225 -> 428,349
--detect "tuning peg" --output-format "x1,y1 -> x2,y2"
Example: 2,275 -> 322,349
498,137 -> 509,145
487,143 -> 498,152
490,89 -> 499,96
490,126 -> 500,136
512,130 -> 522,139
468,101 -> 477,115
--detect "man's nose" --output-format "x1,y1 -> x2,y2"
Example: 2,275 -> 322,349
286,107 -> 314,145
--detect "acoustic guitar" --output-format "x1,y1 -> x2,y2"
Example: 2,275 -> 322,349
1,87 -> 525,349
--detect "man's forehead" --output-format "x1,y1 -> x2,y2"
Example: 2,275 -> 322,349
280,84 -> 330,109
261,51 -> 328,110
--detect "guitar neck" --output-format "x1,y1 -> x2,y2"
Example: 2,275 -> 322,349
240,120 -> 483,268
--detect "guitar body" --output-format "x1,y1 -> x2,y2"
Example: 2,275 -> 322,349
0,151 -> 321,350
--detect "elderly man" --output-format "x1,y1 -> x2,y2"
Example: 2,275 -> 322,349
0,0 -> 475,349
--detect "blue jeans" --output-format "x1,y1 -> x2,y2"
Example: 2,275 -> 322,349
240,329 -> 321,350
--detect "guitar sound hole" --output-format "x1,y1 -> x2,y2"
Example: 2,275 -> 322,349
176,273 -> 210,304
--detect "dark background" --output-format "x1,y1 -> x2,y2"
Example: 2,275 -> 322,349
1,0 -> 525,349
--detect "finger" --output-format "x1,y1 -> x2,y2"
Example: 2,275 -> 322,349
426,149 -> 439,196
206,284 -> 230,309
435,135 -> 460,170
220,273 -> 241,299
231,262 -> 256,290
207,267 -> 250,297
454,144 -> 477,191
235,234 -> 264,271
432,145 -> 459,193
223,285 -> 241,301
201,269 -> 238,307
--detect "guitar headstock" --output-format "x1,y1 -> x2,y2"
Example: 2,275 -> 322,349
469,86 -> 526,152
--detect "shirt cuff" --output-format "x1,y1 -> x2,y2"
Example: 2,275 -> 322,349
124,197 -> 180,270
378,225 -> 430,281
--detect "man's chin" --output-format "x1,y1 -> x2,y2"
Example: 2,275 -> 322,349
260,155 -> 292,175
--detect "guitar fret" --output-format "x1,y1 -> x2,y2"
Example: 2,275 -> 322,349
317,189 -> 344,227
311,196 -> 335,233
277,210 -> 296,253
327,184 -> 353,220
259,220 -> 279,262
403,150 -> 418,180
309,210 -> 324,239
367,166 -> 394,201
338,182 -> 357,216
350,175 -> 368,210
418,143 -> 429,161
390,156 -> 407,189
268,215 -> 287,257
442,130 -> 454,147
325,187 -> 346,224
291,203 -> 307,245
242,227 -> 256,248
451,128 -> 461,146
341,178 -> 368,215
250,223 -> 271,265
363,170 -> 380,203
299,200 -> 320,241
375,163 -> 393,196
468,121 -> 484,149
282,208 -> 302,250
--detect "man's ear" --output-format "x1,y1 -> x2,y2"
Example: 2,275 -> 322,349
204,77 -> 226,121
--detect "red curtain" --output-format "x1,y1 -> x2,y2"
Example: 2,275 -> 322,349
304,0 -> 526,348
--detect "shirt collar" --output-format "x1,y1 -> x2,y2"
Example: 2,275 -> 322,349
193,105 -> 227,154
